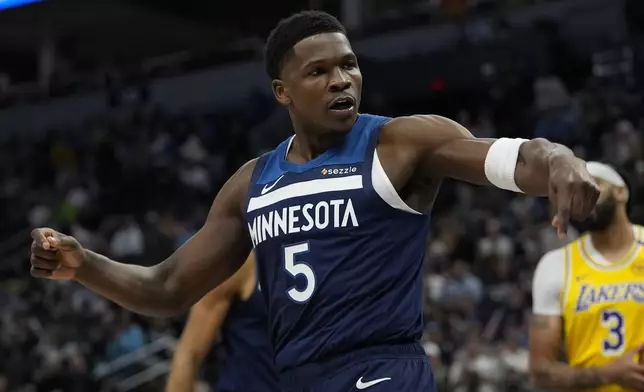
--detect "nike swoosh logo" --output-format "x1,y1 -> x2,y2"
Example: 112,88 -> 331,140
356,377 -> 391,390
261,175 -> 284,195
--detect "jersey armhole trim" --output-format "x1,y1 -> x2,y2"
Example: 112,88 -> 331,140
371,150 -> 422,215
560,244 -> 572,310
242,153 -> 271,216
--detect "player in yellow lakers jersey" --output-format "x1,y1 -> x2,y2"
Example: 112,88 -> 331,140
530,161 -> 644,391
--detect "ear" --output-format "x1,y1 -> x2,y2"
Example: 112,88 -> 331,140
614,186 -> 629,203
271,79 -> 291,106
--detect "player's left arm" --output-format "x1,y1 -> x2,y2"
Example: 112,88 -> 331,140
382,115 -> 600,234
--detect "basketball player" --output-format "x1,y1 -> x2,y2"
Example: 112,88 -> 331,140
165,253 -> 279,392
530,161 -> 644,391
30,11 -> 599,392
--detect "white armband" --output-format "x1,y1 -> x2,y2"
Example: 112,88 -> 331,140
484,138 -> 529,193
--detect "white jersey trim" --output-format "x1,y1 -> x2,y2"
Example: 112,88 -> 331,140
285,136 -> 295,158
247,175 -> 363,213
371,150 -> 422,215
579,225 -> 642,269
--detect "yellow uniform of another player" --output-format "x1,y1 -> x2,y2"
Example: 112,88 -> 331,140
561,225 -> 644,391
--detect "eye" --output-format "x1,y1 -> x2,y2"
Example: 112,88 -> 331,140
343,61 -> 357,70
309,67 -> 325,77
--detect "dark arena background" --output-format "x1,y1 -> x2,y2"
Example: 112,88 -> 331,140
1,0 -> 644,391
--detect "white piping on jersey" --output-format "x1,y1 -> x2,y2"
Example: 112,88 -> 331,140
562,244 -> 572,308
371,150 -> 422,215
579,225 -> 642,269
247,175 -> 363,213
277,135 -> 420,215
285,136 -> 295,158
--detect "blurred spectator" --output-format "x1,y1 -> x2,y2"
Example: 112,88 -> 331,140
500,329 -> 529,392
602,119 -> 642,166
477,218 -> 514,261
448,335 -> 504,392
105,313 -> 145,361
441,260 -> 484,306
109,218 -> 145,259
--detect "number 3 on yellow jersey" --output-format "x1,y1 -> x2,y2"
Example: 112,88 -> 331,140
601,310 -> 625,356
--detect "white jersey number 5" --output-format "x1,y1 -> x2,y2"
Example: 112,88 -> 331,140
284,242 -> 316,303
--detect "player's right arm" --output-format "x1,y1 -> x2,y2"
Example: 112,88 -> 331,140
29,160 -> 257,317
529,250 -> 644,390
165,256 -> 253,392
379,115 -> 599,236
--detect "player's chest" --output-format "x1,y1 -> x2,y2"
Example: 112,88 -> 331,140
565,275 -> 644,317
244,165 -> 379,248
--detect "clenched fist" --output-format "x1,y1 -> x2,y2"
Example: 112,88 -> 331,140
548,155 -> 600,238
30,228 -> 85,280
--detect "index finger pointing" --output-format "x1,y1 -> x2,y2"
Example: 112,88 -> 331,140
552,188 -> 572,239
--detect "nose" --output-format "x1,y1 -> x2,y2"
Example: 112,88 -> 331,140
328,68 -> 351,92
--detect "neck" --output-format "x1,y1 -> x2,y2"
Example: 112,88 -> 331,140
287,111 -> 356,162
292,133 -> 344,160
589,217 -> 634,252
287,128 -> 346,165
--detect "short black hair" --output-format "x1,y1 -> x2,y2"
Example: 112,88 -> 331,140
264,10 -> 346,80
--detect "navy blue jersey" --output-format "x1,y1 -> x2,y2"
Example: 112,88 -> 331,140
243,114 -> 430,372
217,285 -> 280,392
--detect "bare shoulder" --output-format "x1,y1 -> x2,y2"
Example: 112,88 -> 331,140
376,114 -> 476,177
379,114 -> 473,151
383,114 -> 456,129
229,158 -> 261,199
207,157 -> 260,218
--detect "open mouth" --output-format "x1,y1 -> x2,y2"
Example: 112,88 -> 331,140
328,97 -> 356,113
